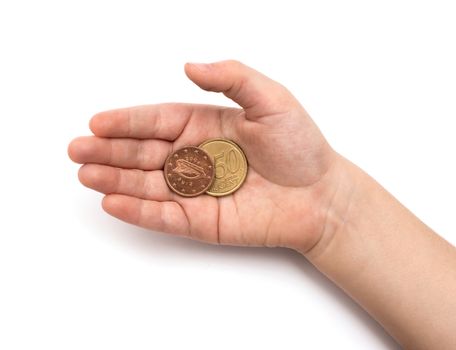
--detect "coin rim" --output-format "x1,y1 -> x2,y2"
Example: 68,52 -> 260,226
198,138 -> 248,197
163,146 -> 215,197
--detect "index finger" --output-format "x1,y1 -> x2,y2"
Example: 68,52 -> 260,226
89,103 -> 218,140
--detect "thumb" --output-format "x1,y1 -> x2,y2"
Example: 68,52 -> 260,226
184,60 -> 297,118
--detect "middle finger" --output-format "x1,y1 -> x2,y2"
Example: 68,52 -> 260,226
68,136 -> 172,170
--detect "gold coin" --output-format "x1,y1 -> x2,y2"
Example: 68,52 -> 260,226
198,138 -> 248,196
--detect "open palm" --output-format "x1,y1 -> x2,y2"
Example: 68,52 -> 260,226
69,61 -> 337,252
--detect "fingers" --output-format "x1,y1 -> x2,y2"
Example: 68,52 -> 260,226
89,103 -> 217,140
102,194 -> 190,236
79,164 -> 219,241
89,103 -> 189,140
78,164 -> 172,201
68,136 -> 171,170
184,60 -> 298,118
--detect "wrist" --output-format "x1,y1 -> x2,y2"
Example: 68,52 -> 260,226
300,154 -> 373,264
297,154 -> 456,349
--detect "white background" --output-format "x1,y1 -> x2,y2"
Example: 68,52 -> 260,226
1,1 -> 455,349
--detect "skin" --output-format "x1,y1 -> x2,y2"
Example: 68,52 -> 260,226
68,60 -> 456,349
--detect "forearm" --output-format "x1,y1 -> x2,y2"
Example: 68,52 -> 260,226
304,155 -> 456,349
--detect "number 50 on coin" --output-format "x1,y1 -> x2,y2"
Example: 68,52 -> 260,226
199,139 -> 248,196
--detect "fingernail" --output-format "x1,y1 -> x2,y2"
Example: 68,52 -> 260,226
187,62 -> 210,72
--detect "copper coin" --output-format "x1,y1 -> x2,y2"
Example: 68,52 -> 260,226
164,146 -> 215,197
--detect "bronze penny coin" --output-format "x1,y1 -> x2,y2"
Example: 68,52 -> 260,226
164,146 -> 215,197
198,138 -> 248,196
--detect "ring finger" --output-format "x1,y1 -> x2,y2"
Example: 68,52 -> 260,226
78,164 -> 173,202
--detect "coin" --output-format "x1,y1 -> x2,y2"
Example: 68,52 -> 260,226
198,139 -> 248,196
164,146 -> 215,197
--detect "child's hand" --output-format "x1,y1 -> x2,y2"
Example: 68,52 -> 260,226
68,60 -> 338,252
69,60 -> 456,348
